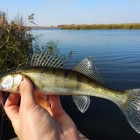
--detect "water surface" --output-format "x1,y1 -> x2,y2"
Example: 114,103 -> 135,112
33,29 -> 140,90
2,29 -> 140,140
32,29 -> 140,140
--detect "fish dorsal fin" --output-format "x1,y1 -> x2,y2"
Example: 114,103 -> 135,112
73,57 -> 103,83
72,95 -> 90,113
72,57 -> 103,113
31,51 -> 65,110
31,51 -> 65,68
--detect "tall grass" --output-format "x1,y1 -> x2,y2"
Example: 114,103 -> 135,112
60,23 -> 140,30
0,12 -> 34,73
0,12 -> 71,73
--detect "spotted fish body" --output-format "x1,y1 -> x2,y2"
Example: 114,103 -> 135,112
14,66 -> 126,105
0,52 -> 140,134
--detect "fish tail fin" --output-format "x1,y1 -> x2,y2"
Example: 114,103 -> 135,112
120,89 -> 140,133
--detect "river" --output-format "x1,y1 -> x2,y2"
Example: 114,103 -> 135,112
31,29 -> 140,140
32,29 -> 140,90
1,29 -> 140,140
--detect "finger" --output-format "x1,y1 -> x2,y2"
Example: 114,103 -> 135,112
50,95 -> 62,109
19,77 -> 36,108
49,95 -> 65,117
49,96 -> 76,129
4,93 -> 20,121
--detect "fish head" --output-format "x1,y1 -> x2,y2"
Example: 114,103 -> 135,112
0,74 -> 23,92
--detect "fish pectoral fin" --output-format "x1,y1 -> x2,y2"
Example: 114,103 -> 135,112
34,92 -> 51,110
72,95 -> 90,113
73,57 -> 103,84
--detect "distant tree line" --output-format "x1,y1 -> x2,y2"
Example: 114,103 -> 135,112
60,23 -> 140,30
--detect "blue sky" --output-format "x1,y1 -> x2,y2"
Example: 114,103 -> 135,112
1,0 -> 140,26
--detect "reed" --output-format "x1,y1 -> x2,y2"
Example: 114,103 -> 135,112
0,12 -> 71,73
0,12 -> 34,73
60,23 -> 140,30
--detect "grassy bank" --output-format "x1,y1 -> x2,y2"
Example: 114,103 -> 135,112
0,11 -> 34,73
60,23 -> 140,30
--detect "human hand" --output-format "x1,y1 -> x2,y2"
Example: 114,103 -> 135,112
3,77 -> 80,140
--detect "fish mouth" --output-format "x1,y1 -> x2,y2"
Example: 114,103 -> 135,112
0,90 -> 3,105
0,90 -> 11,106
0,85 -> 2,90
0,86 -> 7,106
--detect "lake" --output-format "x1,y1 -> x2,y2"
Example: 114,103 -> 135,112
31,29 -> 140,140
32,29 -> 140,90
1,29 -> 140,140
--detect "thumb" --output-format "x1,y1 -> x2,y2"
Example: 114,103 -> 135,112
19,77 -> 36,108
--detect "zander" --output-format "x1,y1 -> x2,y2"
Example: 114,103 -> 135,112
0,52 -> 140,134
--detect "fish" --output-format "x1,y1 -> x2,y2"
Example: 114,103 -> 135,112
0,51 -> 140,134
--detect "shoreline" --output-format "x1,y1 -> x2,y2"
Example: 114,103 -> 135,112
27,23 -> 140,30
60,23 -> 140,30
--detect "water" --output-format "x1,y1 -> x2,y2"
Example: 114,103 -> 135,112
32,29 -> 140,140
1,29 -> 140,140
33,29 -> 140,90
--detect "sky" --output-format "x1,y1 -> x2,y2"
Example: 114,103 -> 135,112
1,0 -> 140,26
